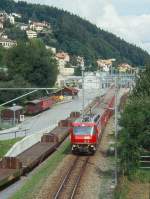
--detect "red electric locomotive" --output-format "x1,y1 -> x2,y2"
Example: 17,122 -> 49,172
70,89 -> 115,154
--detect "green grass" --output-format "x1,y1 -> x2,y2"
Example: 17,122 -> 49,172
114,170 -> 150,199
11,140 -> 71,199
129,170 -> 150,183
0,138 -> 22,158
114,177 -> 129,199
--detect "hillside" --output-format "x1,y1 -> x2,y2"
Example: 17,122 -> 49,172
0,0 -> 150,67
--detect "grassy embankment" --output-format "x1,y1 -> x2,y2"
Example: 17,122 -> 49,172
12,140 -> 71,199
0,138 -> 22,158
114,171 -> 150,199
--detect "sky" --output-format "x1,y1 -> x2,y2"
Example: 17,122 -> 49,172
17,0 -> 150,53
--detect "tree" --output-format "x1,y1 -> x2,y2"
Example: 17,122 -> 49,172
119,97 -> 150,174
132,66 -> 150,97
6,39 -> 58,87
5,26 -> 27,42
0,75 -> 31,104
0,47 -> 6,67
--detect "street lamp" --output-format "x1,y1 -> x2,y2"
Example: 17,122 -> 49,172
13,103 -> 16,126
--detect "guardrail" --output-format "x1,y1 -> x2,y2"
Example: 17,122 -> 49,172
0,128 -> 29,140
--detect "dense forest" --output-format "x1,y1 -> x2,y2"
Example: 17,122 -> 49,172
0,0 -> 150,68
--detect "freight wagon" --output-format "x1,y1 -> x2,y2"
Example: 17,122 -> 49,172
25,98 -> 53,115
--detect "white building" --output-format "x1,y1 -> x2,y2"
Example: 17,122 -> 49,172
0,38 -> 17,48
12,13 -> 21,18
60,67 -> 74,76
97,59 -> 116,72
20,24 -> 28,31
8,15 -> 15,24
30,21 -> 48,32
56,74 -> 66,87
57,58 -> 74,76
1,34 -> 8,39
83,72 -> 100,89
0,22 -> 3,29
26,30 -> 37,39
56,52 -> 70,62
55,51 -> 74,76
46,45 -> 56,54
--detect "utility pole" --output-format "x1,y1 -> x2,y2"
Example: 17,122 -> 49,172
114,75 -> 118,186
99,68 -> 101,96
81,58 -> 85,119
13,103 -> 16,126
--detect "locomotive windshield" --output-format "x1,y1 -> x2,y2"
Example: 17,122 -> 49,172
73,126 -> 95,135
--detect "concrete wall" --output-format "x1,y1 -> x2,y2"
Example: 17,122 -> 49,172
5,124 -> 56,157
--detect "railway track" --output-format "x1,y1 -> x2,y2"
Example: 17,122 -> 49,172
54,156 -> 89,199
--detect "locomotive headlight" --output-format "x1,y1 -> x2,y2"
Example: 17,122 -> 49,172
84,136 -> 91,139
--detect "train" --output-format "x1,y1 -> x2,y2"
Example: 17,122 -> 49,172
25,86 -> 79,115
25,98 -> 54,115
70,88 -> 115,154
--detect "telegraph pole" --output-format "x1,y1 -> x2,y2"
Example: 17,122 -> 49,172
114,75 -> 118,186
81,58 -> 85,119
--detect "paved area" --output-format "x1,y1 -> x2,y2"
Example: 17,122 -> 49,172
0,88 -> 105,140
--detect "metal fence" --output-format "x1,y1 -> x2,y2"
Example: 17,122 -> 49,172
0,128 -> 29,140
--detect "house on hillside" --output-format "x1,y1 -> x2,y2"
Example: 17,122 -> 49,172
16,22 -> 28,31
8,14 -> 15,24
46,45 -> 56,54
56,52 -> 70,62
0,38 -> 17,48
12,13 -> 21,18
29,21 -> 50,32
0,11 -> 8,22
118,63 -> 133,73
97,59 -> 116,72
76,56 -> 84,66
56,51 -> 74,77
0,11 -> 7,15
26,30 -> 37,39
0,32 -> 8,39
0,22 -> 3,29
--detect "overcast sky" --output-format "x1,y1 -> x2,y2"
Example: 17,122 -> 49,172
17,0 -> 150,53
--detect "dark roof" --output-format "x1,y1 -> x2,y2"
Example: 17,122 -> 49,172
5,105 -> 23,111
53,86 -> 78,94
26,99 -> 41,105
65,87 -> 78,93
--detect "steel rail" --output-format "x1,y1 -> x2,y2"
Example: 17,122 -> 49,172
54,156 -> 89,199
54,156 -> 79,199
70,156 -> 89,199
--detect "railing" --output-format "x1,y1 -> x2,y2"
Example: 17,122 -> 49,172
0,128 -> 29,140
140,155 -> 150,169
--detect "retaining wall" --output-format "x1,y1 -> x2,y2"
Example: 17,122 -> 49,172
5,124 -> 56,157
